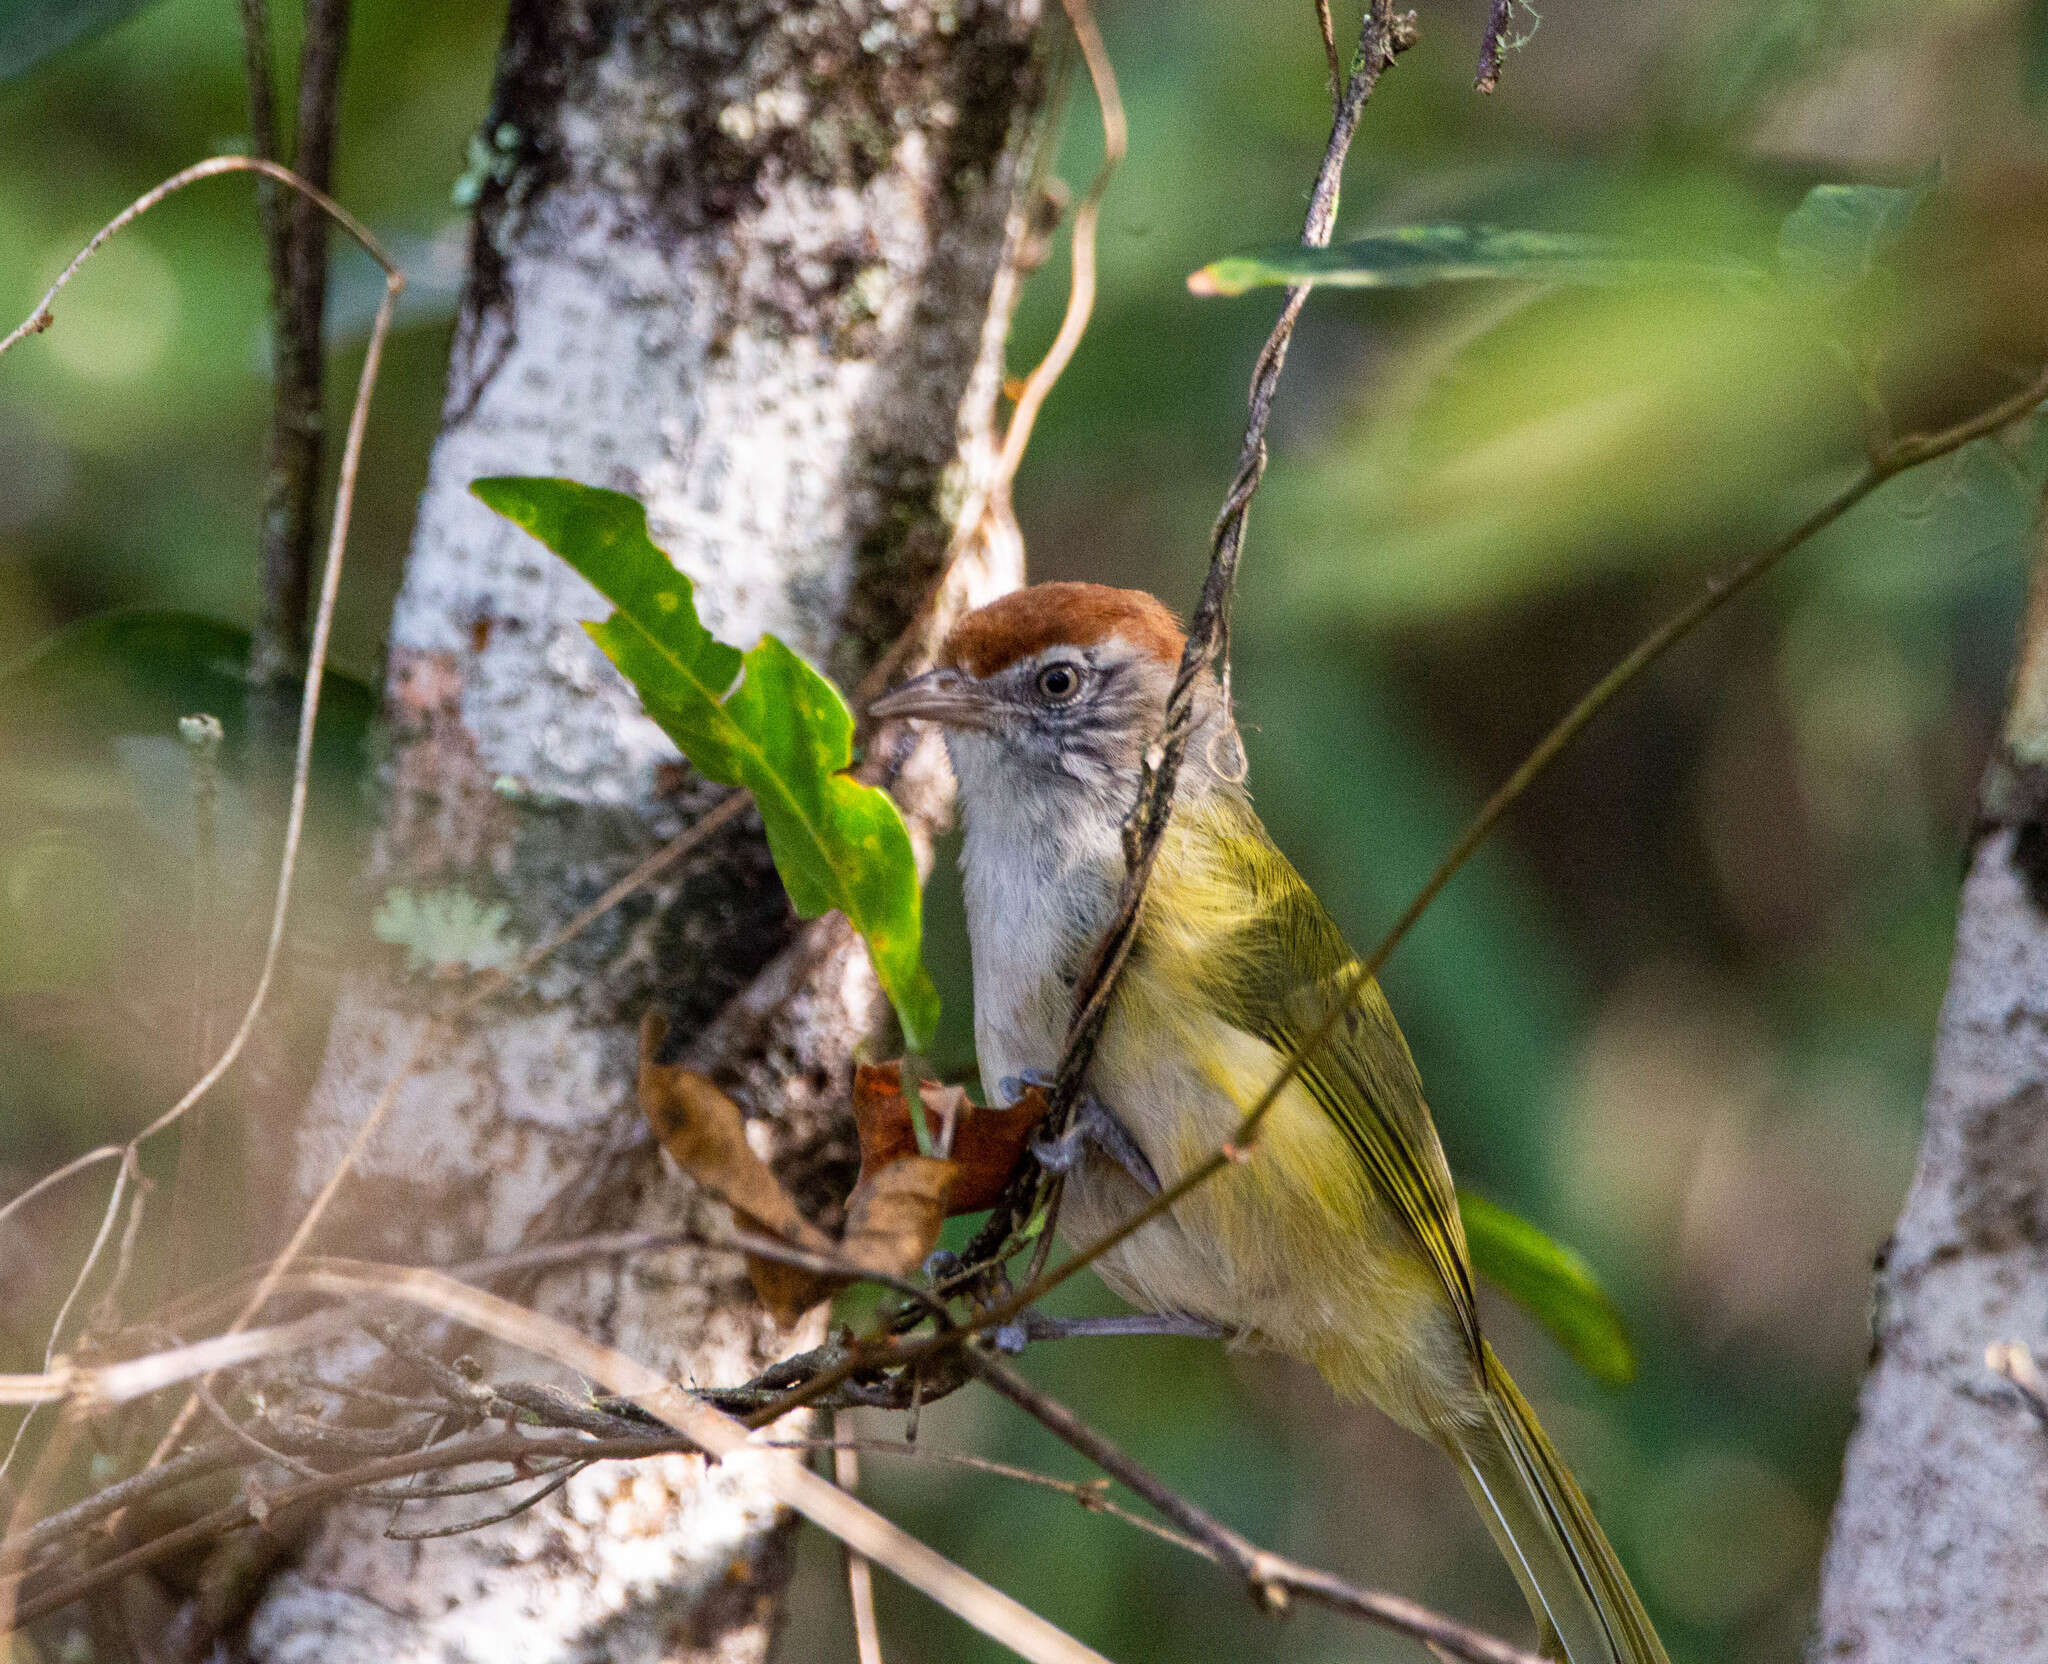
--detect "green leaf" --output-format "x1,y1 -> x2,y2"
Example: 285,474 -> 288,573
1189,226 -> 1763,297
0,0 -> 161,80
1459,1190 -> 1636,1386
1776,181 -> 1932,287
471,476 -> 940,1051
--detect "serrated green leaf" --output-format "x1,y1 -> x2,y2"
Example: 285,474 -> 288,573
470,476 -> 939,1050
1190,226 -> 1763,298
1776,180 -> 1931,287
1460,1189 -> 1636,1386
0,0 -> 162,80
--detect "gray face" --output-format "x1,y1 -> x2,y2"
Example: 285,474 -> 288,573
956,639 -> 1171,798
869,631 -> 1238,826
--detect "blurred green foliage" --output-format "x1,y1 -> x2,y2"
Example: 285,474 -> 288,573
3,0 -> 2046,1661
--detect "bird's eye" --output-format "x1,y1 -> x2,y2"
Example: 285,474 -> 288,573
1035,661 -> 1082,703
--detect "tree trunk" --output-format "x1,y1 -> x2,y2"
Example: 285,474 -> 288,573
1812,497 -> 2048,1663
240,2 -> 1044,1655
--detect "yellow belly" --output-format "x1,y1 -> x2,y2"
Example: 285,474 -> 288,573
1061,969 -> 1480,1434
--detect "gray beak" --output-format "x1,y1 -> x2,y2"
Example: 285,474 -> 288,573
867,667 -> 995,730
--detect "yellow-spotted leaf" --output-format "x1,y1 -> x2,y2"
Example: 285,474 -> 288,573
1460,1189 -> 1635,1386
472,476 -> 939,1050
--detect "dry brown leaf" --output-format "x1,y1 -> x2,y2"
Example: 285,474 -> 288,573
640,1027 -> 1050,1326
639,1012 -> 838,1323
841,1156 -> 958,1279
852,1061 -> 1049,1214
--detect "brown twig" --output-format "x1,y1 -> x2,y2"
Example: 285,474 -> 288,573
1314,0 -> 1342,107
137,789 -> 754,1475
1046,0 -> 1412,1138
251,0 -> 355,686
968,1353 -> 1545,1664
1475,0 -> 1514,92
0,155 -> 401,1509
8,1433 -> 692,1626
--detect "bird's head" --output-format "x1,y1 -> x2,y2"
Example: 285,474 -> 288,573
869,582 -> 1241,819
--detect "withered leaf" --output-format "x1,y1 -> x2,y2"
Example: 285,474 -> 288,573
841,1156 -> 958,1279
641,1027 -> 1049,1329
852,1061 -> 1050,1215
639,1011 -> 838,1324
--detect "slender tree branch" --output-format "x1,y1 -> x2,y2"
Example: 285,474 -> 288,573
1475,0 -> 1513,92
1048,2 -> 1412,1134
968,1353 -> 1545,1664
251,0 -> 355,685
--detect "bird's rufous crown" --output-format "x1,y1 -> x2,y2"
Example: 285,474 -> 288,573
939,582 -> 1186,679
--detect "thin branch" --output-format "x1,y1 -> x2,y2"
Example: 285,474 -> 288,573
138,788 -> 752,1473
991,0 -> 1126,502
1044,0 -> 1412,1148
381,1460 -> 586,1541
0,1442 -> 238,1567
251,0 -> 354,684
242,1263 -> 1111,1664
8,1433 -> 693,1626
969,1354 -> 1545,1664
1314,0 -> 1342,108
833,1415 -> 887,1664
1476,0 -> 1513,93
775,1438 -> 1211,1559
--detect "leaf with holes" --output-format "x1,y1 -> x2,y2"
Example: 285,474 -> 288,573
1459,1190 -> 1636,1386
1189,225 -> 1763,297
472,476 -> 939,1050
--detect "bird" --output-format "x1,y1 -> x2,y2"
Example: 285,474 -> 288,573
869,581 -> 1669,1664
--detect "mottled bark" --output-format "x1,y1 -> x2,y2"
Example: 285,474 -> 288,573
1812,502 -> 2048,1663
240,3 -> 1044,1656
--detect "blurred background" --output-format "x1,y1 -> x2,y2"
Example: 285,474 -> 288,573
5,0 -> 2048,1659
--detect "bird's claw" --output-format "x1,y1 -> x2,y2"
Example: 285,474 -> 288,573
1025,1092 -> 1161,1197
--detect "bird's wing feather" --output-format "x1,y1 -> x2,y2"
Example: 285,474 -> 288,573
1184,797 -> 1480,1351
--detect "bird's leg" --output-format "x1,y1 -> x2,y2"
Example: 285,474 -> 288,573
1022,1311 -> 1228,1342
1003,1072 -> 1161,1196
987,1310 -> 1231,1353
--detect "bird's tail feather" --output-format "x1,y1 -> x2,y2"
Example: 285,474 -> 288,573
1447,1344 -> 1669,1664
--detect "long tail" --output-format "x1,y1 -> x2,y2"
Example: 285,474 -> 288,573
1445,1344 -> 1669,1664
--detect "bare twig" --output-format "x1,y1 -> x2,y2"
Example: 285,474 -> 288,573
773,1436 -> 1205,1557
833,1413 -> 887,1664
1314,0 -> 1342,108
8,1433 -> 692,1626
0,155 -> 401,1501
969,1353 -> 1545,1664
0,1441 -> 237,1567
1476,0 -> 1514,92
1046,0 -> 1411,1144
992,0 -> 1125,505
235,1263 -> 1111,1664
251,0 -> 354,684
138,789 -> 753,1473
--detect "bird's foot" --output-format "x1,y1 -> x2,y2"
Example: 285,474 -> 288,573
1003,1071 -> 1160,1196
1021,1311 -> 1228,1342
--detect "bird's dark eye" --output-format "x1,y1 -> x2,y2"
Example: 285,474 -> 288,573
1035,661 -> 1082,703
